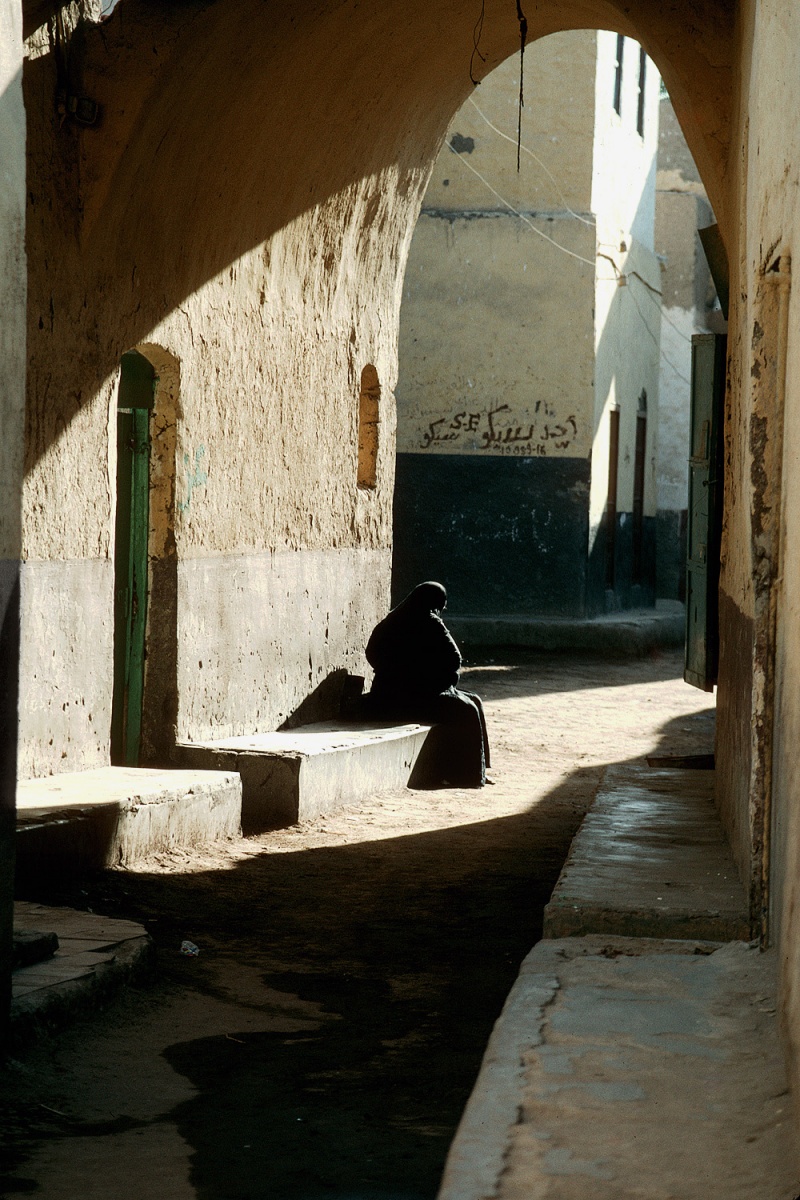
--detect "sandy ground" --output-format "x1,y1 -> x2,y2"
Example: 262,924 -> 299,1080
1,649 -> 715,1199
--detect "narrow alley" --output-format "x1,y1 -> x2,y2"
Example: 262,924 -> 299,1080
1,649 -> 715,1200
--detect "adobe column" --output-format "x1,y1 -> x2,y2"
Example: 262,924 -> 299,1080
0,0 -> 26,1049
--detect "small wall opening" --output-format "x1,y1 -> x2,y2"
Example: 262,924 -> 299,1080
357,364 -> 380,489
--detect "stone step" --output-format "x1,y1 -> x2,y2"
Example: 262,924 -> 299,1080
11,901 -> 153,1046
174,720 -> 434,832
12,928 -> 59,969
543,764 -> 750,942
448,600 -> 685,655
16,766 -> 242,880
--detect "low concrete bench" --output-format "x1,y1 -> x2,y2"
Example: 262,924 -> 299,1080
16,766 -> 242,880
174,720 -> 435,832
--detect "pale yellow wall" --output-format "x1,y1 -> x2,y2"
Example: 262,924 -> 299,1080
592,32 -> 661,254
19,166 -> 406,773
397,214 -> 595,459
589,239 -> 662,533
423,33 -> 597,217
397,35 -> 598,465
399,30 -> 661,546
19,2 -> 422,773
654,113 -> 715,520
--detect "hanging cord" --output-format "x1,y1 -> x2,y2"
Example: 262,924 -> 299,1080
447,142 -> 693,383
467,96 -> 595,227
470,0 -> 487,85
515,0 -> 528,171
447,141 -> 598,267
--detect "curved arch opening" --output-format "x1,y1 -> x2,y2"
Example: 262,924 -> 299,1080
393,31 -> 720,624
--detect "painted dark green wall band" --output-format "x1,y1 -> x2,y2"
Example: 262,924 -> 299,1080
392,453 -> 656,619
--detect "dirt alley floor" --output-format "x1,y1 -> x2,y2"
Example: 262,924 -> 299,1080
1,650 -> 716,1200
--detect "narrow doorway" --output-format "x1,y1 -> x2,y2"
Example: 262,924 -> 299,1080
111,350 -> 155,766
605,406 -> 620,593
632,389 -> 647,582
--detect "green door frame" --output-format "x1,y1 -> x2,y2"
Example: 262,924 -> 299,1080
111,351 -> 154,766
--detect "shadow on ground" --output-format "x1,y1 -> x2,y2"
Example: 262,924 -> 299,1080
3,677 -> 715,1200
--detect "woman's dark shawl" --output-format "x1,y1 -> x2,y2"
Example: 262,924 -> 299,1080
366,582 -> 461,704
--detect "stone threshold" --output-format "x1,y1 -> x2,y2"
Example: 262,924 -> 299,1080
448,600 -> 685,655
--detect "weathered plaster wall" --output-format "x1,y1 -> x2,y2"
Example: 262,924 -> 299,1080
421,32 -> 597,217
396,38 -> 597,464
392,37 -> 596,615
19,201 -> 401,773
20,6 -> 410,775
721,0 -> 800,1112
17,0 -> 735,775
716,0 -> 798,931
591,31 -> 660,254
0,0 -> 26,1043
178,549 -> 390,740
591,243 -> 661,522
394,32 -> 661,615
396,213 -> 596,462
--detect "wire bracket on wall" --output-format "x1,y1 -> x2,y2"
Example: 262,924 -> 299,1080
56,90 -> 100,126
51,4 -> 102,128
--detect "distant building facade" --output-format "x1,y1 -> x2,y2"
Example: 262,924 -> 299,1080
654,96 -> 718,601
392,31 -> 662,617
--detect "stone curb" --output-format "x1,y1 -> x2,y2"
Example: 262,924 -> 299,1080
448,608 -> 684,656
10,934 -> 155,1050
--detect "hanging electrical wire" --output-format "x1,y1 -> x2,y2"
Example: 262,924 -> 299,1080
447,141 -> 598,268
515,0 -> 528,171
470,0 -> 487,86
625,282 -> 691,384
467,96 -> 595,227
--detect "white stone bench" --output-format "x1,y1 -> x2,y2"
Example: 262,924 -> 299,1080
16,766 -> 242,878
174,720 -> 435,832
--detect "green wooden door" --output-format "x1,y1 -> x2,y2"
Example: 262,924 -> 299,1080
684,333 -> 726,691
111,352 -> 154,765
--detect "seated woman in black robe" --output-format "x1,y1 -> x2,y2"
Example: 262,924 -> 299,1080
364,581 -> 490,787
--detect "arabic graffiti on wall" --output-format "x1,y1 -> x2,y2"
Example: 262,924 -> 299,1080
418,403 -> 579,456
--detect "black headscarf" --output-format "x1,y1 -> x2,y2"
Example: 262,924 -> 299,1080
366,582 -> 461,702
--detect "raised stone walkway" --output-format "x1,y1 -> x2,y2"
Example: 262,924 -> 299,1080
438,765 -> 799,1200
11,902 -> 153,1046
543,764 -> 749,942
